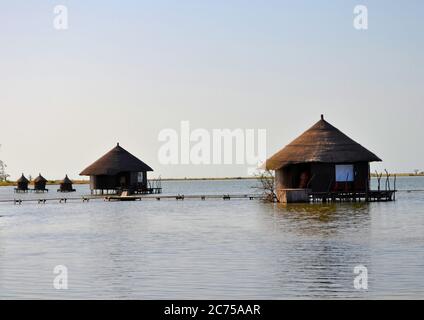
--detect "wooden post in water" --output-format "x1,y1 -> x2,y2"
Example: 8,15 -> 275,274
393,174 -> 397,201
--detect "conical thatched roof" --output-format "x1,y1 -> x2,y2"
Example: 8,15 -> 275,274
61,175 -> 73,184
34,174 -> 47,183
80,143 -> 153,176
265,115 -> 381,170
17,174 -> 29,183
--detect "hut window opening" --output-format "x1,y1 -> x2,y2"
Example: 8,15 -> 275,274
137,172 -> 144,183
335,164 -> 354,182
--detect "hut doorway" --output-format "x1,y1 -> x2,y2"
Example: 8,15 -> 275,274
117,173 -> 130,188
293,164 -> 312,189
276,164 -> 312,190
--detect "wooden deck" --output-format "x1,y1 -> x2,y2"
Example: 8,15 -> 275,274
90,187 -> 162,195
104,194 -> 260,201
133,187 -> 162,195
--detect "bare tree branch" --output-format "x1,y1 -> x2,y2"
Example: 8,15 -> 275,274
253,169 -> 277,202
0,144 -> 10,182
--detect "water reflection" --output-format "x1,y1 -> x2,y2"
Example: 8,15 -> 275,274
260,202 -> 371,239
255,202 -> 373,298
275,201 -> 370,218
0,178 -> 423,299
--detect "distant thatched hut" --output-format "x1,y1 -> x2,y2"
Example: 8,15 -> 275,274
80,143 -> 153,195
58,175 -> 75,192
16,174 -> 29,192
265,115 -> 381,202
33,174 -> 48,192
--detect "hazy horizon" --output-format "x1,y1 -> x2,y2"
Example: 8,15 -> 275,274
1,1 -> 423,180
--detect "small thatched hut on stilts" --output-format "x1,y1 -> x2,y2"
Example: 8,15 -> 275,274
265,115 -> 392,203
15,174 -> 29,192
58,175 -> 75,192
33,174 -> 48,192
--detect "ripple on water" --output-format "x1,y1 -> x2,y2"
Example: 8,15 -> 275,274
0,178 -> 424,299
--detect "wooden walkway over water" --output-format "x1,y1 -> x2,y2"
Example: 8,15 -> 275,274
104,194 -> 262,201
0,190 -> 413,206
0,193 -> 264,205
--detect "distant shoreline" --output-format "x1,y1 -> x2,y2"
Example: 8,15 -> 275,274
0,173 -> 423,187
162,173 -> 424,180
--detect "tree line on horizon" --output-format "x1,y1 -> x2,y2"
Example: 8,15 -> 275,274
0,141 -> 423,183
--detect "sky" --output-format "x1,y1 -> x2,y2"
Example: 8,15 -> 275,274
0,0 -> 423,179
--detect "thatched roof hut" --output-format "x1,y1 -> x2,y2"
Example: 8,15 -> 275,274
16,174 -> 29,190
266,115 -> 381,170
80,143 -> 153,194
58,175 -> 75,192
80,143 -> 153,175
266,115 -> 382,202
33,173 -> 48,191
61,175 -> 73,184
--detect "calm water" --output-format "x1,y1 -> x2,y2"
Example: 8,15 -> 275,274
0,177 -> 423,299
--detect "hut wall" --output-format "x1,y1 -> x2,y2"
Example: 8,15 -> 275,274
17,182 -> 29,190
310,162 -> 370,192
276,162 -> 370,194
310,163 -> 335,193
34,181 -> 47,190
275,167 -> 290,190
353,162 -> 370,192
90,175 -> 117,190
90,172 -> 147,190
130,172 -> 139,187
116,172 -> 131,188
275,164 -> 312,190
140,172 -> 148,188
60,183 -> 74,192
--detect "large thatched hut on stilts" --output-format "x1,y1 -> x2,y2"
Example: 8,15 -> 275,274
265,115 -> 393,203
80,143 -> 156,195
